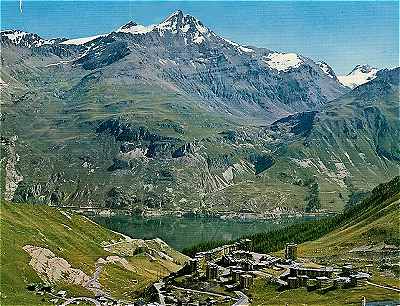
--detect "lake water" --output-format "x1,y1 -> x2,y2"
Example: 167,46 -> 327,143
92,215 -> 317,250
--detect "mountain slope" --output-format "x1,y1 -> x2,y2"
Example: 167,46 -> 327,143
257,176 -> 400,305
265,67 -> 399,211
0,62 -> 397,214
0,12 -> 397,214
298,176 -> 400,257
0,201 -> 188,305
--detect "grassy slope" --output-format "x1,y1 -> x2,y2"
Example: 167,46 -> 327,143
249,280 -> 399,306
299,191 -> 400,260
297,180 -> 400,290
0,201 -> 185,305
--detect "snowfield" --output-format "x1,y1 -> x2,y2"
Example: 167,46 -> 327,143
263,52 -> 303,72
338,65 -> 379,89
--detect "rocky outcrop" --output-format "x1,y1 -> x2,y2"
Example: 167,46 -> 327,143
271,111 -> 318,137
97,119 -> 185,159
23,245 -> 90,286
73,38 -> 131,70
1,136 -> 23,201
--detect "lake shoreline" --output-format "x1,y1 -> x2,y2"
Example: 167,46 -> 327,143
56,206 -> 336,221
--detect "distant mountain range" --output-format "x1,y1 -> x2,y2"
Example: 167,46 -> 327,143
1,10 -> 349,121
1,11 -> 398,215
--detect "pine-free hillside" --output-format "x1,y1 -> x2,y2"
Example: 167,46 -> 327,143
1,11 -> 398,215
0,201 -> 188,305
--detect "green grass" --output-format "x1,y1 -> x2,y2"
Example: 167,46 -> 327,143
0,201 -> 120,305
249,279 -> 399,306
0,201 -> 186,305
298,187 -> 400,260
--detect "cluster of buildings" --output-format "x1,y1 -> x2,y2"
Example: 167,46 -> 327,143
187,239 -> 259,290
277,262 -> 370,291
152,240 -> 373,305
275,244 -> 371,291
184,241 -> 371,293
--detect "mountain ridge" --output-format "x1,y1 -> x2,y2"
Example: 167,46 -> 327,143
1,10 -> 348,122
0,11 -> 398,215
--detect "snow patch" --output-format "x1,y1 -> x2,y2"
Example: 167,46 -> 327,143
193,32 -> 205,44
263,52 -> 303,72
317,61 -> 335,79
61,34 -> 106,45
117,23 -> 154,35
222,38 -> 254,53
1,30 -> 55,48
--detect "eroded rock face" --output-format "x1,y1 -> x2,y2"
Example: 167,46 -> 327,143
1,136 -> 23,201
22,245 -> 90,286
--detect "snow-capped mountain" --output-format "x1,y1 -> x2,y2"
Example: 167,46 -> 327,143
2,10 -> 398,216
1,10 -> 348,121
317,61 -> 338,80
338,64 -> 379,89
1,30 -> 58,48
61,11 -> 215,47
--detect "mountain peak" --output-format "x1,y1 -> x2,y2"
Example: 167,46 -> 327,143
349,64 -> 377,75
155,10 -> 211,44
164,10 -> 184,21
338,64 -> 379,89
1,29 -> 57,48
158,10 -> 207,33
119,21 -> 139,30
317,61 -> 337,79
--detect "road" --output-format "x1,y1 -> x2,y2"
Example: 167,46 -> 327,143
171,285 -> 233,299
154,280 -> 166,306
233,291 -> 249,306
60,297 -> 101,306
366,281 -> 400,293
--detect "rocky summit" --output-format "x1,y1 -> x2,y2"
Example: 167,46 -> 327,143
0,11 -> 398,216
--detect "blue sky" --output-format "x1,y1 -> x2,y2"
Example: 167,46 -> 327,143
1,1 -> 398,74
